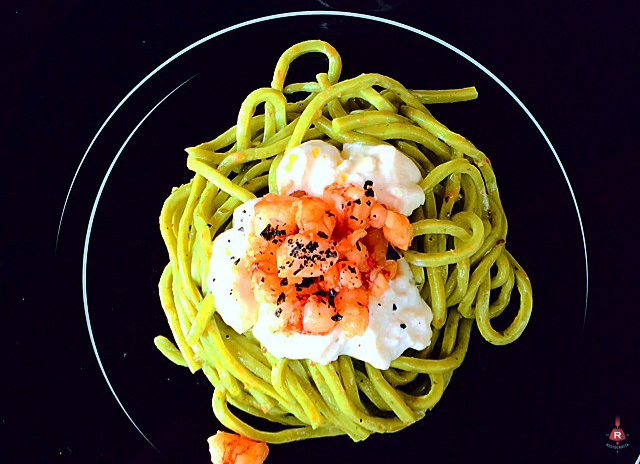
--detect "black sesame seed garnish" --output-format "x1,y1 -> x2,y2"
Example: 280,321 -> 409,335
305,241 -> 319,252
392,303 -> 397,311
317,231 -> 328,239
300,277 -> 314,288
259,224 -> 274,240
366,200 -> 372,206
238,226 -> 244,232
233,258 -> 240,265
277,292 -> 286,304
280,278 -> 288,286
328,289 -> 337,307
364,180 -> 374,189
331,313 -> 343,321
400,323 -> 406,329
354,198 -> 361,205
364,189 -> 375,198
275,308 -> 282,317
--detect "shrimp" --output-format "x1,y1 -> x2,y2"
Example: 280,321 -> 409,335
276,301 -> 304,333
336,229 -> 370,272
245,239 -> 283,304
335,260 -> 363,289
335,287 -> 369,337
294,196 -> 336,237
321,186 -> 350,235
276,232 -> 338,278
343,240 -> 370,272
369,202 -> 388,228
302,295 -> 336,334
243,182 -> 413,338
253,194 -> 299,238
250,260 -> 282,304
382,260 -> 399,280
383,210 -> 413,250
323,183 -> 374,231
345,204 -> 371,231
368,269 -> 390,297
208,431 -> 269,464
337,229 -> 367,250
323,263 -> 340,289
361,228 -> 388,267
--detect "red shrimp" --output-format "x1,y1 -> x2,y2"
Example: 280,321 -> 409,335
383,210 -> 413,250
243,181 -> 413,337
208,431 -> 269,464
334,287 -> 369,337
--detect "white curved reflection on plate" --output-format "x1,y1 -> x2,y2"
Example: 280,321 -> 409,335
82,75 -> 196,451
74,10 -> 589,450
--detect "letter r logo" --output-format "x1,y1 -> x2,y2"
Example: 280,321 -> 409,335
614,431 -> 622,439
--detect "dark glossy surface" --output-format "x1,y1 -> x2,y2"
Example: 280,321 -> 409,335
3,1 -> 637,463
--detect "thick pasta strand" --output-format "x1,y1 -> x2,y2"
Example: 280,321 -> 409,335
155,40 -> 533,444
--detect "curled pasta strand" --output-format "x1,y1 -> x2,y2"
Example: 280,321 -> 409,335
271,40 -> 342,92
236,88 -> 287,150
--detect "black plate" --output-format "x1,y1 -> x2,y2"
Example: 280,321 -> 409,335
59,13 -> 586,464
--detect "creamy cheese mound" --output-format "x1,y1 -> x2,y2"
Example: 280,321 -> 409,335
206,199 -> 260,334
206,141 -> 432,369
277,140 -> 425,216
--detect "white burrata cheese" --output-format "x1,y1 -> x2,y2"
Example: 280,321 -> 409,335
206,141 -> 432,369
205,199 -> 260,334
277,140 -> 425,216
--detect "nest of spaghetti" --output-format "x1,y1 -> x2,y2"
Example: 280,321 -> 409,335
155,40 -> 532,444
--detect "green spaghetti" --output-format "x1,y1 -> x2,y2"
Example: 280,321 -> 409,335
156,40 -> 533,444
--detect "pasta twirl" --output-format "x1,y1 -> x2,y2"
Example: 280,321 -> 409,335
156,40 -> 533,443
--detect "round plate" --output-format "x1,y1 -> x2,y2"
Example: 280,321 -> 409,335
63,12 -> 587,463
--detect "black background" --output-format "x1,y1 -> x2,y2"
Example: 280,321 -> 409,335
2,1 -> 638,463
